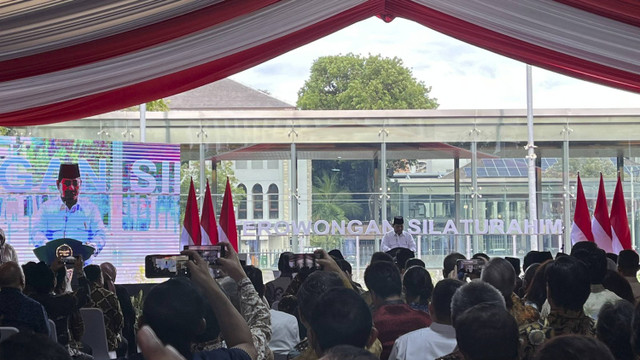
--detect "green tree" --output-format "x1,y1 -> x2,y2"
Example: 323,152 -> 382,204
123,99 -> 170,112
146,99 -> 170,111
545,158 -> 618,178
297,53 -> 438,110
180,160 -> 245,223
310,172 -> 361,249
298,54 -> 439,225
311,160 -> 375,221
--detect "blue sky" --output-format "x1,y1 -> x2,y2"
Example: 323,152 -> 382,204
231,17 -> 640,109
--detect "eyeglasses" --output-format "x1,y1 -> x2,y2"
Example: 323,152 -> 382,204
61,179 -> 81,186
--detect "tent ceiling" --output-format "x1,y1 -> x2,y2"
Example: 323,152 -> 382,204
2,0 -> 640,125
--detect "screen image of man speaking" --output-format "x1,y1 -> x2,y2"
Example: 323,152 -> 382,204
31,163 -> 106,256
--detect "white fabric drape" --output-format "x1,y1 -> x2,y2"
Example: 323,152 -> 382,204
415,0 -> 640,74
0,0 -> 366,114
0,0 -> 220,61
1,0 -> 640,124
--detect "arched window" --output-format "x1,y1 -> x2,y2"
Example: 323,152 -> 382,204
268,184 -> 279,219
237,184 -> 247,219
252,184 -> 263,219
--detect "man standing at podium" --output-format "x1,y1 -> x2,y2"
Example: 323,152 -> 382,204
381,216 -> 416,252
32,163 -> 106,256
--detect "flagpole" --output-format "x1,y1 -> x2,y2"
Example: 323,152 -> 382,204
139,103 -> 146,143
290,143 -> 299,253
562,122 -> 572,253
632,170 -> 636,249
526,64 -> 538,251
379,127 -> 388,253
197,120 -> 207,209
199,144 -> 205,208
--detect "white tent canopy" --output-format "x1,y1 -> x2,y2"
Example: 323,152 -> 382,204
1,0 -> 640,125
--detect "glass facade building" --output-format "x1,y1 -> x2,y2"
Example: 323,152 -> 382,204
13,108 -> 640,278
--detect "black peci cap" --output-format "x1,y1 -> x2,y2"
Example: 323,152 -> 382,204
58,163 -> 81,180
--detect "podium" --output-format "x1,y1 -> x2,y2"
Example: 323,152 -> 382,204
33,238 -> 96,264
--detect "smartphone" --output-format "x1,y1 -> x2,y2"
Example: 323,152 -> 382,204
183,245 -> 226,265
238,253 -> 247,266
456,258 -> 486,280
60,256 -> 76,265
145,255 -> 190,278
289,253 -> 317,272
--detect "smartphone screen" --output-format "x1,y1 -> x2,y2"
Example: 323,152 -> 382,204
60,256 -> 76,265
456,259 -> 486,280
290,253 -> 316,272
145,255 -> 189,278
183,245 -> 225,265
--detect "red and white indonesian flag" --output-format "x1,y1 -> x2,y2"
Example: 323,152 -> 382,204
200,180 -> 219,246
571,174 -> 594,245
611,175 -> 632,253
181,178 -> 201,247
218,177 -> 238,251
592,174 -> 613,253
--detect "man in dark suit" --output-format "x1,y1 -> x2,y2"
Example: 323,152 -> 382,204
0,261 -> 50,335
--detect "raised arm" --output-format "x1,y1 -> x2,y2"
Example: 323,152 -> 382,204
138,325 -> 187,360
71,256 -> 91,308
182,249 -> 258,360
218,243 -> 272,360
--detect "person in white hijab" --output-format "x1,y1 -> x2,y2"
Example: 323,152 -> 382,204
0,228 -> 18,264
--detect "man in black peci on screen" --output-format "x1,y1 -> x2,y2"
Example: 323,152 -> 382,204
32,163 -> 106,256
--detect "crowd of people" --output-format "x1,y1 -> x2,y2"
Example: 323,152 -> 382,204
2,238 -> 640,360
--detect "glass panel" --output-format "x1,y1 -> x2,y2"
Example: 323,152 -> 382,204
627,143 -> 640,249
238,184 -> 247,219
251,160 -> 264,169
252,184 -> 263,219
12,108 -> 640,284
268,184 -> 279,219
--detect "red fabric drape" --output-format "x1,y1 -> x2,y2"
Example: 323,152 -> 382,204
2,0 -> 640,125
554,0 -> 640,28
389,0 -> 640,94
0,1 -> 382,125
0,0 -> 280,82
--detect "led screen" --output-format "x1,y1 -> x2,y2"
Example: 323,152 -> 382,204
0,136 -> 181,283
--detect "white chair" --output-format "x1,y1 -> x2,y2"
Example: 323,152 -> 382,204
79,308 -> 116,360
48,319 -> 58,342
0,327 -> 19,343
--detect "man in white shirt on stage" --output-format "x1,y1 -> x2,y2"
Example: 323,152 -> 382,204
381,216 -> 416,252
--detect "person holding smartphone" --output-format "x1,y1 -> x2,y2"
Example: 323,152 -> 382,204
195,242 -> 272,360
138,248 -> 257,360
265,252 -> 294,308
